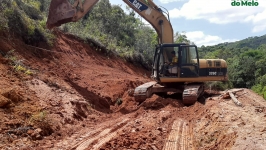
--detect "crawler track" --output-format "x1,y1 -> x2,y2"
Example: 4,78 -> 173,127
183,84 -> 204,105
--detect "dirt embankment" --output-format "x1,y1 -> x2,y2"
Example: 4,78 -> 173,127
0,30 -> 266,150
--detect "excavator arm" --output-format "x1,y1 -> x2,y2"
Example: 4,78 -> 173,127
46,0 -> 173,44
46,0 -> 227,106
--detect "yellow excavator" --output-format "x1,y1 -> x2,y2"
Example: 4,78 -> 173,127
46,0 -> 228,105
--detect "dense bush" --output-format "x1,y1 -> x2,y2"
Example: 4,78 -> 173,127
0,0 -> 54,46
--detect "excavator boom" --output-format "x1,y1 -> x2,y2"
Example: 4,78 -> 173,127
46,0 -> 173,44
46,0 -> 229,106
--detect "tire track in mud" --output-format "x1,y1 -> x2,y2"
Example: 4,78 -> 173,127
73,118 -> 129,150
51,116 -> 131,150
163,118 -> 194,150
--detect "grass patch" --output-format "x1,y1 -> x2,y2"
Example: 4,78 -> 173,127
5,49 -> 35,76
116,98 -> 123,106
28,110 -> 54,136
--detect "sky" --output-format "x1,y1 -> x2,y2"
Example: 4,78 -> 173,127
109,0 -> 266,46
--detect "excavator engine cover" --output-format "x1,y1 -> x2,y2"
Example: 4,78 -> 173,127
46,0 -> 76,29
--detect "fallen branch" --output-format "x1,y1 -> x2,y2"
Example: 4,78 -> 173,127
229,91 -> 242,106
228,88 -> 244,94
220,88 -> 245,99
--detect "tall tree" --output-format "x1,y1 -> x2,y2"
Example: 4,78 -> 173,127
174,31 -> 190,44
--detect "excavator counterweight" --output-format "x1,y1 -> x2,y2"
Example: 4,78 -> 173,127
46,0 -> 76,29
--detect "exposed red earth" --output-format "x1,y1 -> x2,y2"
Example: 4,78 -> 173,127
0,30 -> 266,150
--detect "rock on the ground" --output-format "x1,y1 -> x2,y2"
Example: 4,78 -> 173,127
0,94 -> 11,108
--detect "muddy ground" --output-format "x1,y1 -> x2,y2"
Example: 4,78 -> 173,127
0,30 -> 266,150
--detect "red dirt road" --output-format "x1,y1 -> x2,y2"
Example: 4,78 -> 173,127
0,30 -> 266,150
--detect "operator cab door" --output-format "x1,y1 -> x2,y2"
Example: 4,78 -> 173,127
179,45 -> 199,77
152,46 -> 162,81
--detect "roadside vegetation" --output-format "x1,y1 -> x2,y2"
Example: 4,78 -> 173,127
199,36 -> 266,98
0,0 -> 55,46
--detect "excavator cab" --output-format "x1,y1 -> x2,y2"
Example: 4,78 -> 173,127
152,44 -> 199,82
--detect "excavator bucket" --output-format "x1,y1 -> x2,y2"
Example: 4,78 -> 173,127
46,0 -> 76,29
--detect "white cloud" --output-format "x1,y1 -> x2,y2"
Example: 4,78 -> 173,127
252,24 -> 266,33
182,31 -> 238,46
159,0 -> 186,4
169,0 -> 266,32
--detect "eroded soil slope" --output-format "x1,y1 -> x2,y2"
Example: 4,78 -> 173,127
0,30 -> 266,150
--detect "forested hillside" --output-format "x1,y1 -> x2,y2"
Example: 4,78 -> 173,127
198,35 -> 266,98
0,0 -> 160,69
1,0 -> 266,98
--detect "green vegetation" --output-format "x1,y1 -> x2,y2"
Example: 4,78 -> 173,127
198,36 -> 266,98
29,111 -> 48,123
28,110 -> 54,136
0,0 -> 54,46
204,81 -> 233,91
116,98 -> 123,106
5,49 -> 34,75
